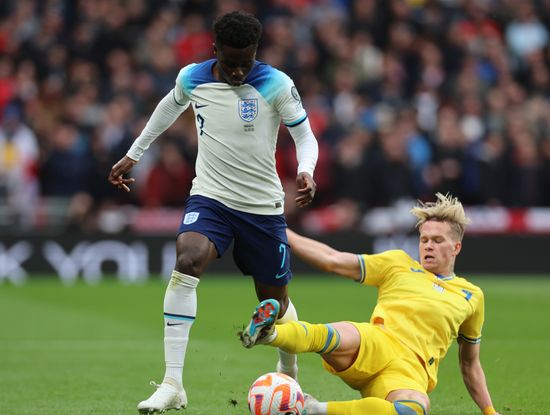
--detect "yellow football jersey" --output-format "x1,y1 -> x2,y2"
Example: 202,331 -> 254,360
357,249 -> 484,391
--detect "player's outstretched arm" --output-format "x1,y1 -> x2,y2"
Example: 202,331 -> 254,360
458,341 -> 501,415
108,155 -> 137,192
286,229 -> 360,281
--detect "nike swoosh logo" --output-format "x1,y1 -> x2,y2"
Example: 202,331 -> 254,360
194,103 -> 208,109
166,322 -> 184,326
275,271 -> 289,279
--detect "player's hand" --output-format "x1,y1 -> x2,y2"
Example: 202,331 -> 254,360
108,155 -> 137,192
295,172 -> 316,208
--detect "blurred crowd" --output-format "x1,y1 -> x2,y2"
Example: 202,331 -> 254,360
1,0 -> 550,233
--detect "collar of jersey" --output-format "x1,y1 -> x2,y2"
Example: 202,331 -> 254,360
435,273 -> 455,281
411,264 -> 456,281
209,59 -> 262,85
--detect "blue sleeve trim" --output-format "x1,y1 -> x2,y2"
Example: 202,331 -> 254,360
357,255 -> 366,283
285,115 -> 307,127
458,333 -> 481,344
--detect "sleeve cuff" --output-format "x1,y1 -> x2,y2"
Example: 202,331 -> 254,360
458,333 -> 482,344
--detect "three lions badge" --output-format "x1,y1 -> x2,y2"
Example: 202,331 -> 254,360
239,99 -> 258,122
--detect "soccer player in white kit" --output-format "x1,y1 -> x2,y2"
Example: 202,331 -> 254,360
108,11 -> 319,414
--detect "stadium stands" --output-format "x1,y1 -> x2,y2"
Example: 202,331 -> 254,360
1,0 -> 550,233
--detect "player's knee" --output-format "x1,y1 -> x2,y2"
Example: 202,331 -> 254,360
393,400 -> 427,415
175,253 -> 204,276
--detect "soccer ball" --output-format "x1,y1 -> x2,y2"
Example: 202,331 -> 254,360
247,372 -> 305,415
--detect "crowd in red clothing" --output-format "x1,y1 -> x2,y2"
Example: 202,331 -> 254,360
1,0 -> 550,233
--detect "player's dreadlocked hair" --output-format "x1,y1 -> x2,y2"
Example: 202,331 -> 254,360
214,11 -> 262,48
410,193 -> 471,240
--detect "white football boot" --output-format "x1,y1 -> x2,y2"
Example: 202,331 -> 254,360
240,299 -> 280,348
137,380 -> 187,414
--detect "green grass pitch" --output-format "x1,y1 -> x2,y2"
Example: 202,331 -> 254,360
1,275 -> 549,414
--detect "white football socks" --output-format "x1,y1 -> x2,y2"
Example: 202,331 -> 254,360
306,402 -> 328,415
275,298 -> 298,379
162,270 -> 199,387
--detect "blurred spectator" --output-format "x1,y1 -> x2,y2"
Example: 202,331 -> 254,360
174,13 -> 214,67
0,103 -> 39,225
40,119 -> 91,197
431,106 -> 480,203
0,57 -> 16,112
477,132 -> 508,205
369,126 -> 417,207
541,138 -> 550,206
140,139 -> 193,207
507,130 -> 542,206
331,127 -> 374,207
505,2 -> 549,60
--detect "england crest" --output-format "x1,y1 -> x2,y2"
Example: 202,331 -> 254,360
239,99 -> 258,122
183,212 -> 200,225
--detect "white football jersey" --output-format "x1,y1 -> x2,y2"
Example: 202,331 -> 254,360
174,59 -> 307,215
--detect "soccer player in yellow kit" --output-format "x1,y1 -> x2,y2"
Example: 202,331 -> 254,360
241,193 -> 501,415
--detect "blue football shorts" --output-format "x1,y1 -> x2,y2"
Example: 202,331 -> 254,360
177,195 -> 292,286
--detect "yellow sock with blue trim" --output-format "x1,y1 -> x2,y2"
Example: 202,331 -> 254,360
270,321 -> 341,354
327,398 -> 426,415
393,400 -> 426,415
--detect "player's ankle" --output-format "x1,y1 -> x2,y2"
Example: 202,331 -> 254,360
276,360 -> 298,379
263,327 -> 278,344
162,377 -> 182,389
306,401 -> 327,415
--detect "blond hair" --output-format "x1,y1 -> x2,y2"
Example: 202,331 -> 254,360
410,193 -> 470,240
